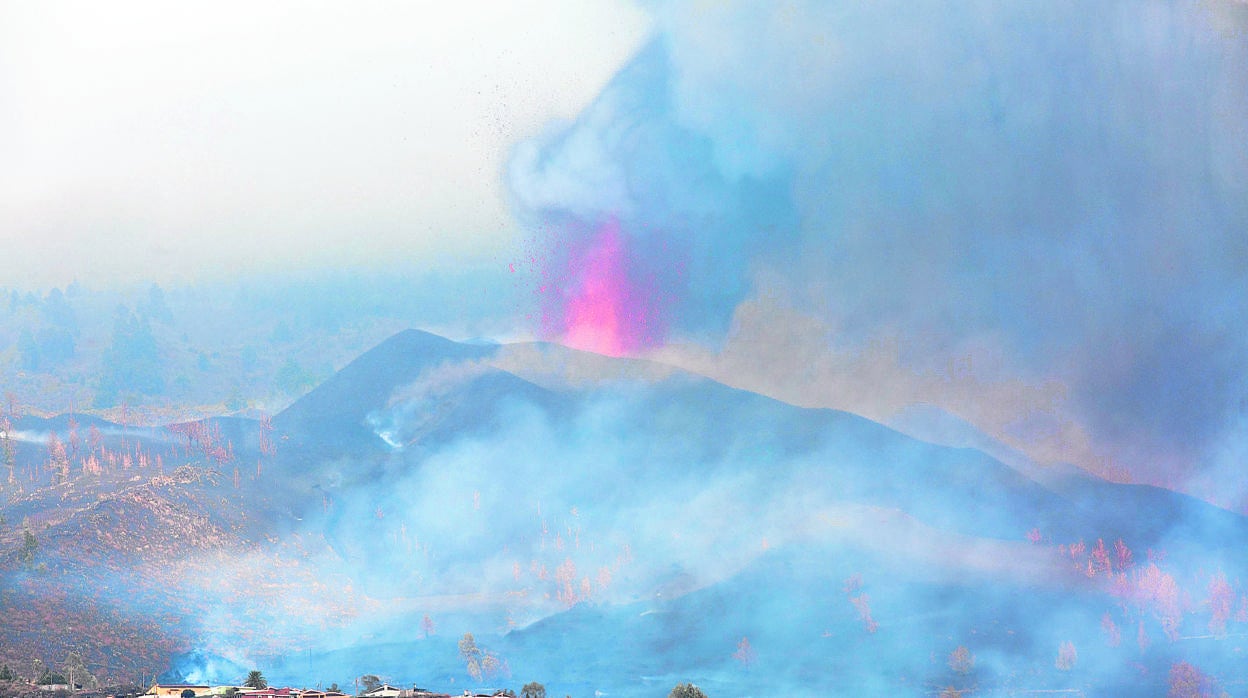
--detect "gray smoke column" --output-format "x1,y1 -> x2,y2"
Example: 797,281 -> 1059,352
508,0 -> 1248,495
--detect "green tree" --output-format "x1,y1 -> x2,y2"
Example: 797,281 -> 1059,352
62,651 -> 95,690
1,417 -> 15,486
458,632 -> 479,659
37,668 -> 67,686
19,528 -> 38,565
181,690 -> 197,698
358,675 -> 381,694
458,633 -> 483,680
668,684 -> 708,698
245,670 -> 267,689
520,682 -> 545,698
0,665 -> 15,681
481,653 -> 503,681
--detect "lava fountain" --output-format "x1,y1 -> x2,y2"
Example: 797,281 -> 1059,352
540,219 -> 665,357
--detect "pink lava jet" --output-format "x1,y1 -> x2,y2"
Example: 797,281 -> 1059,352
541,220 -> 664,356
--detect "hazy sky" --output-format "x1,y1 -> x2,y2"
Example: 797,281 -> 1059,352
0,0 -> 651,288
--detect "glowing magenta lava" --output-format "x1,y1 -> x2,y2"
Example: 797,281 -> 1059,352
543,220 -> 661,356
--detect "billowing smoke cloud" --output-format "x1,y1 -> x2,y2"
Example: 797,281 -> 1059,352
160,346 -> 1248,694
508,0 -> 1248,498
507,37 -> 798,352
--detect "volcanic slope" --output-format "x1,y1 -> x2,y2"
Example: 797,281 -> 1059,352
226,331 -> 1248,695
5,329 -> 1248,695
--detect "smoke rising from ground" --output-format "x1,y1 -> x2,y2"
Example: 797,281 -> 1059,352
157,347 -> 1248,694
508,0 -> 1248,499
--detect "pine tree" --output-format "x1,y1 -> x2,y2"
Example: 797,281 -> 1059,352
1,417 -> 16,487
19,528 -> 37,565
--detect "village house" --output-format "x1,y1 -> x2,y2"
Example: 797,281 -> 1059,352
225,686 -> 350,698
234,688 -> 295,698
396,690 -> 449,698
145,684 -> 213,698
297,689 -> 349,698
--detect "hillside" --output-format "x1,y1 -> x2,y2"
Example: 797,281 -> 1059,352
3,329 -> 1248,695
